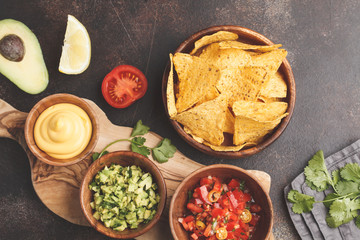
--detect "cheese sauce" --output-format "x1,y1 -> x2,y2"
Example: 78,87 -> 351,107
34,103 -> 92,159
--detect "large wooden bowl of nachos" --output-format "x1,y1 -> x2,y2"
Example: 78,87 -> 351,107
162,25 -> 296,159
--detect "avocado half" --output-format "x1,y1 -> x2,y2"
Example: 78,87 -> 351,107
0,19 -> 48,94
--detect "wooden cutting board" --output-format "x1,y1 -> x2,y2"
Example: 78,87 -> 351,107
0,98 -> 274,240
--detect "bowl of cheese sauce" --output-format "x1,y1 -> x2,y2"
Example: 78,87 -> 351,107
25,94 -> 99,166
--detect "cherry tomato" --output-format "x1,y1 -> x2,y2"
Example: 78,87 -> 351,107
101,65 -> 147,108
215,227 -> 228,239
239,209 -> 252,223
208,190 -> 221,202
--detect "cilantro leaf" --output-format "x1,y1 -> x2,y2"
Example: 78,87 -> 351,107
332,169 -> 340,186
304,150 -> 333,191
131,120 -> 150,137
287,190 -> 315,214
132,136 -> 146,145
326,213 -> 343,228
335,180 -> 360,196
355,216 -> 360,229
152,138 -> 177,163
340,163 -> 360,182
131,142 -> 150,157
323,193 -> 340,208
329,198 -> 359,224
92,151 -> 109,162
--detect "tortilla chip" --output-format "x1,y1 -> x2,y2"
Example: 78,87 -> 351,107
167,54 -> 177,118
258,96 -> 285,103
200,45 -> 251,70
224,108 -> 235,134
173,53 -> 220,113
232,100 -> 288,122
219,41 -> 282,52
233,117 -> 281,145
229,66 -> 270,105
260,71 -> 287,98
204,141 -> 256,151
190,31 -> 239,55
174,94 -> 228,146
183,126 -> 204,143
250,49 -> 287,74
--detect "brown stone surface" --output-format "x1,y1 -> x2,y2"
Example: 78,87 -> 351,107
2,0 -> 360,239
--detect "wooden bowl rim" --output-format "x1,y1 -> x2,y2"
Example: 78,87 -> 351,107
24,93 -> 99,166
161,25 -> 296,159
169,164 -> 273,240
79,151 -> 167,239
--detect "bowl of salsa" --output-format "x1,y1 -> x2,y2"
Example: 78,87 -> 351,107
169,164 -> 273,240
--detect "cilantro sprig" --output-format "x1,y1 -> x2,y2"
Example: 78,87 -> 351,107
92,120 -> 176,163
288,150 -> 360,229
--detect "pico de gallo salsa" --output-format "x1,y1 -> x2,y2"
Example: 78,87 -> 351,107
178,176 -> 261,240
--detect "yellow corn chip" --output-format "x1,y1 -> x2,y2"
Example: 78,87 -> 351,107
173,53 -> 220,113
200,45 -> 251,70
190,31 -> 239,55
232,100 -> 288,122
204,141 -> 256,151
219,41 -> 282,52
167,54 -> 177,118
229,66 -> 270,105
224,108 -> 235,134
233,117 -> 281,145
183,126 -> 204,143
174,94 -> 228,146
250,49 -> 287,74
260,71 -> 287,98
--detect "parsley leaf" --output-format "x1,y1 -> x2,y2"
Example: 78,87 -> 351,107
340,163 -> 360,182
304,150 -> 333,191
131,120 -> 150,137
152,138 -> 177,163
287,190 -> 315,214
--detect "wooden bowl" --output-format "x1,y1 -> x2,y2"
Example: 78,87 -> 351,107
162,25 -> 296,158
80,151 -> 167,239
169,164 -> 273,240
24,93 -> 99,166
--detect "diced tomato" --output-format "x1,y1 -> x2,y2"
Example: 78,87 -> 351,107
228,212 -> 238,221
212,208 -> 226,218
227,231 -> 236,239
184,215 -> 195,223
198,185 -> 212,204
228,179 -> 240,189
214,202 -> 221,209
237,201 -> 246,210
193,198 -> 204,205
232,189 -> 244,202
193,192 -> 200,198
235,228 -> 249,239
187,203 -> 203,213
181,220 -> 189,231
249,214 -> 260,226
213,177 -> 222,192
250,204 -> 261,213
226,221 -> 236,231
188,221 -> 195,231
243,193 -> 252,202
227,191 -> 239,208
208,236 -> 217,240
200,177 -> 214,187
191,232 -> 199,240
239,219 -> 249,232
204,224 -> 212,237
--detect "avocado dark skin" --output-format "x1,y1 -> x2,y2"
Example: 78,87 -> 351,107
0,34 -> 25,62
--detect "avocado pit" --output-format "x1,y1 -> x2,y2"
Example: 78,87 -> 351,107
0,34 -> 25,62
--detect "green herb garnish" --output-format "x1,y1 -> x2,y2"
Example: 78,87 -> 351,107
92,120 -> 176,163
288,150 -> 360,229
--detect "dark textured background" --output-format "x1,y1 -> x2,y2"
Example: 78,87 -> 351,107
1,0 -> 360,239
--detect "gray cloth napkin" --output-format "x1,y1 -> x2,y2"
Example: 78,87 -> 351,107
284,140 -> 360,240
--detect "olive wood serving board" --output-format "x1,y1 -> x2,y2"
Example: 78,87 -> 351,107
0,98 -> 274,240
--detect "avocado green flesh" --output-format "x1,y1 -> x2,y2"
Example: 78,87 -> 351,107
89,164 -> 160,231
0,19 -> 48,94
